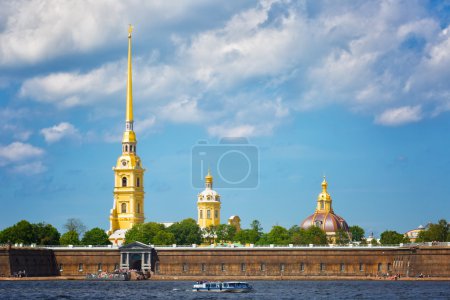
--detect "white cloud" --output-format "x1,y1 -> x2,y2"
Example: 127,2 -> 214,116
0,142 -> 44,163
40,122 -> 80,143
12,161 -> 47,175
375,105 -> 422,126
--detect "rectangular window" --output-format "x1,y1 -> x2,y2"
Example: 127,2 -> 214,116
378,263 -> 382,272
59,264 -> 63,272
387,263 -> 392,271
122,253 -> 127,264
207,210 -> 211,219
144,253 -> 149,264
359,263 -> 364,272
260,263 -> 266,271
201,263 -> 206,272
280,264 -> 285,272
221,263 -> 226,272
98,263 -> 102,272
241,263 -> 246,272
183,263 -> 188,272
300,262 -> 305,272
214,210 -> 218,218
78,263 -> 83,272
340,263 -> 345,272
200,210 -> 203,219
320,263 -> 325,271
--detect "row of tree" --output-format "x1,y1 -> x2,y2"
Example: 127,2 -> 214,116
0,218 -> 447,246
0,218 -> 110,246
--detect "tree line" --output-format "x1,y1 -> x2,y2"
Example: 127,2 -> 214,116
0,218 -> 448,246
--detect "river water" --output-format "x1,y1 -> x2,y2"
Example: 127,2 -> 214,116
0,280 -> 448,299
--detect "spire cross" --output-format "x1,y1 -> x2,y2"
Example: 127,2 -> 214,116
128,24 -> 133,38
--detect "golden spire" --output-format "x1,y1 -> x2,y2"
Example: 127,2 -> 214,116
321,175 -> 328,193
126,24 -> 133,125
205,168 -> 213,184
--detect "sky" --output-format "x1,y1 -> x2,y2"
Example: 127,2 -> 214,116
0,0 -> 449,237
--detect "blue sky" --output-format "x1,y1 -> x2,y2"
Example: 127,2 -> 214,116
0,0 -> 449,237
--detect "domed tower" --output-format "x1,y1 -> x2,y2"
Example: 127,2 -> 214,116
197,170 -> 221,229
301,177 -> 350,242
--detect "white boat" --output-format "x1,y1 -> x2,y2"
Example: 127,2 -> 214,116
192,281 -> 253,293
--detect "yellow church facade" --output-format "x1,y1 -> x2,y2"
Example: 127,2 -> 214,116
197,170 -> 221,229
108,25 -> 146,245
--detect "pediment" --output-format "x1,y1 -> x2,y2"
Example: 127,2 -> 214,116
119,241 -> 152,250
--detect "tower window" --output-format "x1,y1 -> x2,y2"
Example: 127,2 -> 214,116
122,177 -> 127,187
130,145 -> 133,152
207,210 -> 211,219
125,145 -> 128,152
137,177 -> 140,187
121,203 -> 127,213
137,203 -> 140,213
214,210 -> 218,218
199,210 -> 203,219
321,201 -> 324,209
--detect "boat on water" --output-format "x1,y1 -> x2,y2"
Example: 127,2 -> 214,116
85,271 -> 130,281
192,281 -> 252,293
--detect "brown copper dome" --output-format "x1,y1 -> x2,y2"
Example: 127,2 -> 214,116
301,212 -> 349,233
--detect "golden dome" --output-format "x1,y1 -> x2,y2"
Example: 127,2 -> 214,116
205,168 -> 213,183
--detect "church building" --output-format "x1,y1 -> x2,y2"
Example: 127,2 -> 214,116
197,170 -> 221,229
108,25 -> 146,245
301,177 -> 350,243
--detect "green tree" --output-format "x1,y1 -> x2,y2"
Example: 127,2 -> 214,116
233,229 -> 260,244
152,231 -> 176,245
81,228 -> 110,245
125,222 -> 166,244
0,220 -> 35,244
60,230 -> 80,245
64,218 -> 86,236
167,218 -> 202,245
380,230 -> 409,245
257,225 -> 290,245
303,226 -> 328,245
417,219 -> 449,242
215,224 -> 236,243
33,223 -> 60,245
335,229 -> 351,245
349,225 -> 365,242
370,238 -> 379,246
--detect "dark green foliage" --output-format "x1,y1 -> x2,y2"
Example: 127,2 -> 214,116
349,225 -> 365,241
167,218 -> 202,245
335,229 -> 351,245
125,222 -> 166,245
60,230 -> 80,245
152,231 -> 176,245
0,220 -> 36,244
81,227 -> 110,245
380,230 -> 409,245
33,223 -> 60,245
257,225 -> 290,245
417,219 -> 449,242
215,224 -> 237,243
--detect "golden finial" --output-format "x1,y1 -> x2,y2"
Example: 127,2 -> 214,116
205,168 -> 213,183
128,24 -> 133,38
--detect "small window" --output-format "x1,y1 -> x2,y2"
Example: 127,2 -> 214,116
320,263 -> 325,271
122,177 -> 127,187
144,253 -> 149,264
315,220 -> 322,227
98,263 -> 102,272
121,203 -> 127,213
122,253 -> 127,264
137,203 -> 140,213
321,201 -> 324,209
359,263 -> 364,272
340,263 -> 345,272
260,263 -> 266,271
199,210 -> 203,219
201,263 -> 206,272
214,210 -> 218,218
78,263 -> 83,272
59,264 -> 63,272
183,263 -> 188,272
387,263 -> 392,271
221,263 -> 226,272
280,264 -> 285,272
378,263 -> 382,272
207,210 -> 211,219
241,263 -> 246,272
137,177 -> 140,187
300,262 -> 305,272
125,145 -> 128,152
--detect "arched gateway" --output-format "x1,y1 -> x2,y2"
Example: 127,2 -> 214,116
119,242 -> 155,272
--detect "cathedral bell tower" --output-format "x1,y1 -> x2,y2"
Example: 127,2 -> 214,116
108,25 -> 145,245
197,170 -> 221,229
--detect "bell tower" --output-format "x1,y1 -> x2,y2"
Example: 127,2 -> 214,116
108,25 -> 145,244
197,170 -> 221,229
